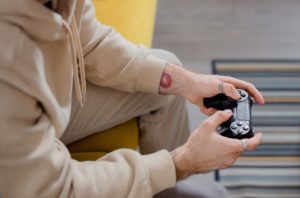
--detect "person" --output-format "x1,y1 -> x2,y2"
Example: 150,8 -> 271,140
0,0 -> 265,197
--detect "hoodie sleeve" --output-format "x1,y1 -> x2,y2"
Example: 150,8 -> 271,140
79,0 -> 167,94
0,80 -> 176,197
0,22 -> 176,197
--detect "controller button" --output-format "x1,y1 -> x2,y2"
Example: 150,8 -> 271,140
243,125 -> 250,130
231,124 -> 238,129
238,129 -> 244,134
237,121 -> 244,126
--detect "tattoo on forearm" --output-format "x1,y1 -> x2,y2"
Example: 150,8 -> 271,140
160,72 -> 172,89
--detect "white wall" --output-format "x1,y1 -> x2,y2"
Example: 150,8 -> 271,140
154,0 -> 300,74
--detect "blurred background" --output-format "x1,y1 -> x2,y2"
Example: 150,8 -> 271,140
153,1 -> 300,197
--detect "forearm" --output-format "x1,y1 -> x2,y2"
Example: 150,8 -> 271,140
159,63 -> 192,96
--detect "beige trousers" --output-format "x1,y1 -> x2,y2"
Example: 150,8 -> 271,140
61,49 -> 190,154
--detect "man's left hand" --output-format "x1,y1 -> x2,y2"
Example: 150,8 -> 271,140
159,63 -> 265,115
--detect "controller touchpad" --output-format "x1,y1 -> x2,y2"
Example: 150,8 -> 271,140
237,102 -> 250,120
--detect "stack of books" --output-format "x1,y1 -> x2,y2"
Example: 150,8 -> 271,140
213,60 -> 300,198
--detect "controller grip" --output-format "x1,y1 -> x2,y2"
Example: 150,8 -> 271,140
203,94 -> 237,110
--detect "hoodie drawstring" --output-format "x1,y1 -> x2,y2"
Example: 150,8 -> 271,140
71,18 -> 86,100
62,17 -> 86,106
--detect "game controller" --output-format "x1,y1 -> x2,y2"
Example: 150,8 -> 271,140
203,89 -> 254,139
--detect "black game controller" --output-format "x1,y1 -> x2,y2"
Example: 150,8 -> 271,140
203,89 -> 254,139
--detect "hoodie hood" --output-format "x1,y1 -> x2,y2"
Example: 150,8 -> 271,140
0,0 -> 75,41
0,0 -> 86,105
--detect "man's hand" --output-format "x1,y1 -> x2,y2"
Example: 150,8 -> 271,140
159,63 -> 265,115
171,110 -> 262,180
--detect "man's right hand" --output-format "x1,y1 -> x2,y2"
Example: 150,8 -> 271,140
171,110 -> 262,180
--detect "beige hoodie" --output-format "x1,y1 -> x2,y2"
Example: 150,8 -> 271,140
0,0 -> 176,197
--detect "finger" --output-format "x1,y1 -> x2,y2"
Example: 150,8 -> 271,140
199,106 -> 218,116
244,133 -> 263,151
222,82 -> 240,100
217,76 -> 265,105
205,110 -> 233,128
198,98 -> 217,116
230,133 -> 263,153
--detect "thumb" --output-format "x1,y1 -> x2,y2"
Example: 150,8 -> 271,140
206,109 -> 233,129
244,133 -> 263,151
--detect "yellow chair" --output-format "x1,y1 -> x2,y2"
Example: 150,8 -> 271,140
68,0 -> 158,161
68,119 -> 139,161
93,0 -> 158,48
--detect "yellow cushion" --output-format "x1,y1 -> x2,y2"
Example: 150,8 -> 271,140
69,1 -> 157,161
70,152 -> 108,161
93,0 -> 157,47
68,119 -> 139,160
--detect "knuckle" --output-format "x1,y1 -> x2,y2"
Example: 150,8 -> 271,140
228,158 -> 236,166
223,159 -> 235,168
201,120 -> 209,127
247,142 -> 257,151
202,119 -> 213,128
223,162 -> 231,168
227,84 -> 235,90
228,76 -> 236,81
217,111 -> 227,119
216,110 -> 224,116
247,82 -> 255,90
220,164 -> 228,169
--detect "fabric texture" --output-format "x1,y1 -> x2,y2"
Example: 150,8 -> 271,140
0,0 -> 177,197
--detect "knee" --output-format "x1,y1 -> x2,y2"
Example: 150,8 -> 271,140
150,94 -> 187,118
150,49 -> 183,66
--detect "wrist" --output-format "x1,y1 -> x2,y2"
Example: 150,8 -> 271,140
159,63 -> 191,96
170,146 -> 191,181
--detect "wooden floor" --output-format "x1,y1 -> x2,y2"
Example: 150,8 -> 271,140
153,0 -> 300,74
153,0 -> 300,131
